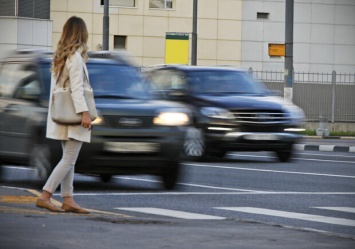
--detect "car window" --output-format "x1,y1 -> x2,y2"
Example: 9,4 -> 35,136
148,69 -> 187,91
186,70 -> 267,95
0,60 -> 51,99
0,63 -> 26,97
87,63 -> 148,99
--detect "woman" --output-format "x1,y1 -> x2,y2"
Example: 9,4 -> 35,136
36,16 -> 93,214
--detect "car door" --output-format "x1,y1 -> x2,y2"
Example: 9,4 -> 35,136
0,62 -> 42,163
147,69 -> 187,100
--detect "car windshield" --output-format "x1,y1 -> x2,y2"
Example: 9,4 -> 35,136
87,64 -> 148,99
186,70 -> 268,95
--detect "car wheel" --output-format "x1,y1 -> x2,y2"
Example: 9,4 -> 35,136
30,143 -> 54,180
161,162 -> 180,190
208,150 -> 226,158
100,174 -> 112,182
183,127 -> 206,161
276,150 -> 293,162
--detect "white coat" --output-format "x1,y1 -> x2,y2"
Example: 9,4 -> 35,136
46,51 -> 92,143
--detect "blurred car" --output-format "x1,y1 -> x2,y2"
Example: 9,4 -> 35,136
143,65 -> 305,162
0,50 -> 191,189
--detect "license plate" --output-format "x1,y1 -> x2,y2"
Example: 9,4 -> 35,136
104,142 -> 160,153
244,134 -> 279,140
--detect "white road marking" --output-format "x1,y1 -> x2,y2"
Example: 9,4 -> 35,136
295,152 -> 355,158
313,207 -> 355,213
69,191 -> 355,196
114,207 -> 225,220
350,147 -> 355,153
185,163 -> 355,178
229,153 -> 355,164
214,207 -> 355,227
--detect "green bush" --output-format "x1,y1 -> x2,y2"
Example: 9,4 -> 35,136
299,130 -> 355,137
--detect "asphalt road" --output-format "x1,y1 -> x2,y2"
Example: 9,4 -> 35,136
1,139 -> 355,249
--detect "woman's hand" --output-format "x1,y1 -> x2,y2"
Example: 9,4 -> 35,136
81,111 -> 92,130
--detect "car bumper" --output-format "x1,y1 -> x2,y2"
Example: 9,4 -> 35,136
75,126 -> 187,175
206,131 -> 303,151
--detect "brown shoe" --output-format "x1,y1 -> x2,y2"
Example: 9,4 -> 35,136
62,203 -> 90,214
36,198 -> 65,212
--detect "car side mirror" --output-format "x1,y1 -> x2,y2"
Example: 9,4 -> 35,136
167,89 -> 188,101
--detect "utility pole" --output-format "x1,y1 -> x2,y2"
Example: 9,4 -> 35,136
103,0 -> 109,50
191,0 -> 198,65
284,0 -> 294,102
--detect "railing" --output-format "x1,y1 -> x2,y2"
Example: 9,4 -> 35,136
249,68 -> 355,123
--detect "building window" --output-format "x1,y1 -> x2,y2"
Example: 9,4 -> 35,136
100,0 -> 135,8
149,0 -> 173,9
0,0 -> 50,19
257,12 -> 269,20
114,35 -> 127,50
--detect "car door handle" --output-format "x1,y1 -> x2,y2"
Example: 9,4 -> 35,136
4,105 -> 19,112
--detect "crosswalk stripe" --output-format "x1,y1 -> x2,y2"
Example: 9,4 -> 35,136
313,207 -> 355,213
214,207 -> 355,227
114,207 -> 225,220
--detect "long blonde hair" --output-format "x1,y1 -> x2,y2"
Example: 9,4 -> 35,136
52,16 -> 89,77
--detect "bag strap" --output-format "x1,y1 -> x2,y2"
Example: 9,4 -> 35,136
55,66 -> 69,89
55,63 -> 89,89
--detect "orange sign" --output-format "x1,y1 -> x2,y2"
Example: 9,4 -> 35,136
268,43 -> 285,57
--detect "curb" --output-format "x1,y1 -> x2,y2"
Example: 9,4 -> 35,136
295,144 -> 355,153
304,136 -> 355,140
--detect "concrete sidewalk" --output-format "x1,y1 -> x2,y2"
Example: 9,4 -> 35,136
1,186 -> 355,249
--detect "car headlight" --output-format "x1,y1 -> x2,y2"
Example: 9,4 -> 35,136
154,109 -> 190,126
91,111 -> 104,125
200,107 -> 234,119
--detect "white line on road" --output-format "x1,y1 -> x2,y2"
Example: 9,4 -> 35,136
114,207 -> 225,220
295,152 -> 355,158
229,153 -> 355,164
313,207 -> 355,213
69,191 -> 355,196
214,207 -> 355,227
185,163 -> 355,178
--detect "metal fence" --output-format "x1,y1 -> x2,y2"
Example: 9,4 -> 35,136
249,68 -> 355,123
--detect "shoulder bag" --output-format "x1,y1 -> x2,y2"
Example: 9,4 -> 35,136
51,66 -> 98,125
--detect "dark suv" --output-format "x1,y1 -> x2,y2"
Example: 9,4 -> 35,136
144,65 -> 305,162
0,50 -> 191,189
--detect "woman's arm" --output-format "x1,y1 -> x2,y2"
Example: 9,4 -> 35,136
67,52 -> 91,129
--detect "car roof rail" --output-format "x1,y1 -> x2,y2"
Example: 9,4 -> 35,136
141,64 -> 187,71
87,50 -> 136,65
4,49 -> 52,60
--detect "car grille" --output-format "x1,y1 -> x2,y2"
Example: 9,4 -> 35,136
103,115 -> 153,129
231,109 -> 289,125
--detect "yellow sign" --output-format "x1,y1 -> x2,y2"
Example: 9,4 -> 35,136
165,32 -> 189,64
268,43 -> 285,57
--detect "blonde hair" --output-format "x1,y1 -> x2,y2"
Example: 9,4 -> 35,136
52,16 -> 89,77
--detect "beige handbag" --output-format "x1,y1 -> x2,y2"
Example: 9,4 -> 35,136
51,66 -> 97,125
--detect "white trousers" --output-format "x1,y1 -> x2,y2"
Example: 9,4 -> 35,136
43,139 -> 83,197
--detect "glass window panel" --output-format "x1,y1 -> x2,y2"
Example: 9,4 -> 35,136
101,0 -> 135,7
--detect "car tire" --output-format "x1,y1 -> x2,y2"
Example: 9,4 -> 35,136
183,127 -> 206,161
207,150 -> 226,158
161,162 -> 180,190
276,149 -> 293,162
30,143 -> 55,181
100,174 -> 113,183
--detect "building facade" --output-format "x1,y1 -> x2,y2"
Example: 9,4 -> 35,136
0,0 -> 52,57
1,0 -> 354,73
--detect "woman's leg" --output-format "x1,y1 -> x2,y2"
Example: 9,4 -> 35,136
42,139 -> 82,197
